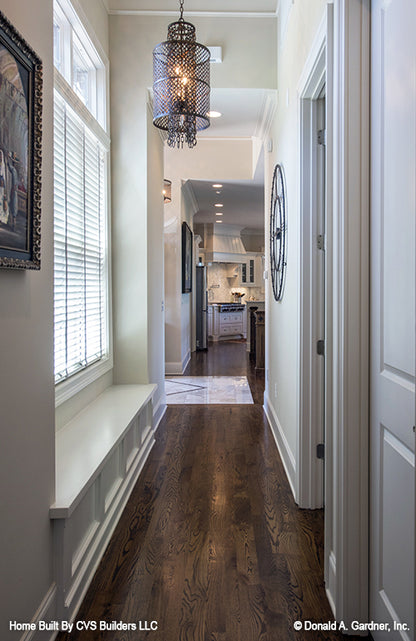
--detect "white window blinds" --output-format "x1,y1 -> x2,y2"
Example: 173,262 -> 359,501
54,91 -> 108,383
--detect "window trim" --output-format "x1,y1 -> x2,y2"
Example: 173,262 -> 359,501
53,0 -> 112,407
54,0 -> 109,131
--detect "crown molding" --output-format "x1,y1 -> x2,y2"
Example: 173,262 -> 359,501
182,180 -> 199,215
108,9 -> 277,18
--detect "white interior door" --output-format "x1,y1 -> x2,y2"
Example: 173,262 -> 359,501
370,0 -> 416,639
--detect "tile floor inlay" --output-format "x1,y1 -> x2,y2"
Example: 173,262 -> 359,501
165,376 -> 254,404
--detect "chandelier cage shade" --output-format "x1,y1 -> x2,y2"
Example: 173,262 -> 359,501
152,1 -> 210,148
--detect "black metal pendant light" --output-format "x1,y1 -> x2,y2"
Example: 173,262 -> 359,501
152,0 -> 210,148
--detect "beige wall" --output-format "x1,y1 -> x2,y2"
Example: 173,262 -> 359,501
0,1 -> 55,638
265,0 -> 327,476
110,16 -> 152,383
146,106 -> 166,413
75,0 -> 109,57
109,14 -> 166,413
185,16 -> 277,90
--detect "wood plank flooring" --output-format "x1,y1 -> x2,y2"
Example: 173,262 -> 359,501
56,342 -> 362,640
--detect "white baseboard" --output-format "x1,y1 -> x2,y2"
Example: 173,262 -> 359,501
18,583 -> 58,641
165,362 -> 183,375
263,392 -> 297,500
165,348 -> 191,376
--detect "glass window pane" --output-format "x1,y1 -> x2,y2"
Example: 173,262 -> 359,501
53,20 -> 62,72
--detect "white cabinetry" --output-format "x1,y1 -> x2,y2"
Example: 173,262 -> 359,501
219,311 -> 244,336
239,254 -> 264,287
207,305 -> 213,337
210,305 -> 247,341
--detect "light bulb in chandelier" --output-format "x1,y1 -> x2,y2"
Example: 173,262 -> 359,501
152,0 -> 210,149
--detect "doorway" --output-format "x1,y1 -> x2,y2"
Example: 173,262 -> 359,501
298,38 -> 327,511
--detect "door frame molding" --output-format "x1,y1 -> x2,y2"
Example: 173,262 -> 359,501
297,16 -> 327,510
328,0 -> 370,625
297,0 -> 371,626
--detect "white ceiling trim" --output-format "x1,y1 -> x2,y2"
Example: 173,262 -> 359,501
196,136 -> 258,142
182,181 -> 199,215
108,10 -> 277,17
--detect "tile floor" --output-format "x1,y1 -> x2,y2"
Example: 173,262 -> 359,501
165,376 -> 254,404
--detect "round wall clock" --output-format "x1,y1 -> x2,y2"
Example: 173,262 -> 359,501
269,163 -> 287,302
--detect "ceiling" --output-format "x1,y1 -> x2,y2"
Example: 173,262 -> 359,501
108,0 -> 278,14
198,88 -> 270,139
188,87 -> 267,231
191,151 -> 264,231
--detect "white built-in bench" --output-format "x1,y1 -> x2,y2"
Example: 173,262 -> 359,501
50,384 -> 156,620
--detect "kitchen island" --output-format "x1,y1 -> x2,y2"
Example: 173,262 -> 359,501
245,300 -> 265,353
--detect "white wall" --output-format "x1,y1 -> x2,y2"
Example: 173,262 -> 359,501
110,15 -> 166,417
0,1 -> 55,638
264,0 -> 327,488
74,0 -> 109,57
146,107 -> 166,416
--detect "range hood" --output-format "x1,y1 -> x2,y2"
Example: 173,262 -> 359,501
204,224 -> 247,263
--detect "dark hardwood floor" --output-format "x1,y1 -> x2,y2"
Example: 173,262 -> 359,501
184,340 -> 265,405
56,341 -> 362,640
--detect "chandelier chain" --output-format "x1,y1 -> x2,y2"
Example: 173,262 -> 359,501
179,0 -> 184,21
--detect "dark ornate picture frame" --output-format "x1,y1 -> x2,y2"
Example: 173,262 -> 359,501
182,221 -> 193,293
0,11 -> 42,269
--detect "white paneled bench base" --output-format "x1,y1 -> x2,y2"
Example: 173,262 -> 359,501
50,384 -> 156,621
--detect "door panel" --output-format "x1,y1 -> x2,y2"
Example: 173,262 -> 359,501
370,0 -> 415,639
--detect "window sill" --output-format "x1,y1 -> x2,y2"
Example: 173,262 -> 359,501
55,355 -> 113,407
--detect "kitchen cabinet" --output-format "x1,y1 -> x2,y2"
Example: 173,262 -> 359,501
209,304 -> 247,341
207,305 -> 213,337
239,254 -> 263,287
245,300 -> 265,352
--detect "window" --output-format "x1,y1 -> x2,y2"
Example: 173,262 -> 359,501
53,0 -> 110,399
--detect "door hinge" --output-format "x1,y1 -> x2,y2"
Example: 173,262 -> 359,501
317,129 -> 326,145
316,443 -> 325,460
317,234 -> 325,251
317,339 -> 325,356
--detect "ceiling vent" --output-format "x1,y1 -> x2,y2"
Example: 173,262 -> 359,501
208,46 -> 222,63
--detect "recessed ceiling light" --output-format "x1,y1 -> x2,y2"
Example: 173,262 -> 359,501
215,190 -> 221,194
215,203 -> 223,207
207,110 -> 222,118
216,212 -> 223,216
212,184 -> 222,188
217,219 -> 223,223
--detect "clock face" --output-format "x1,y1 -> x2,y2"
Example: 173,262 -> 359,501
270,164 -> 287,302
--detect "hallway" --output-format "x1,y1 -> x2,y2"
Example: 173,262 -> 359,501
56,344 -> 361,640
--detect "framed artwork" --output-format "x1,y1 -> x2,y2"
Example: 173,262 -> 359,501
0,11 -> 42,269
182,221 -> 192,293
